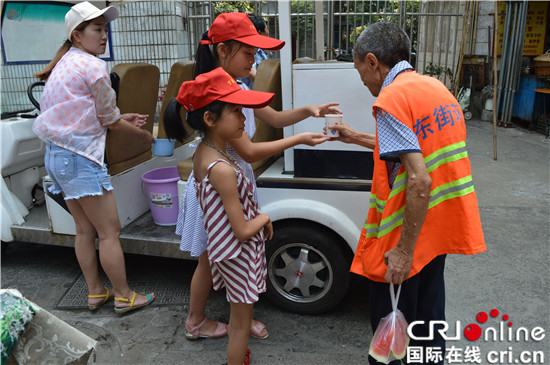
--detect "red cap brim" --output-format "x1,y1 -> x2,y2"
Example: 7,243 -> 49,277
234,34 -> 285,51
219,89 -> 275,109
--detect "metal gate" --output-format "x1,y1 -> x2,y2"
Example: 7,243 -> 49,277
183,1 -> 465,88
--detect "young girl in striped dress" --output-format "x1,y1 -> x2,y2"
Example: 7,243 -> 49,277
164,67 -> 276,365
168,12 -> 338,342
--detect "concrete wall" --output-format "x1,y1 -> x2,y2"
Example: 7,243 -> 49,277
473,1 -> 495,56
415,1 -> 466,89
415,1 -> 498,89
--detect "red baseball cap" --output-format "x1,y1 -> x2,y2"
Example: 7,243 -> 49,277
201,13 -> 285,50
176,67 -> 275,112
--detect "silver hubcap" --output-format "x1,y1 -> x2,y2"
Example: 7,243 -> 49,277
268,243 -> 333,303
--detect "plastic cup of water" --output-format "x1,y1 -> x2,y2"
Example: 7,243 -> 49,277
325,114 -> 343,137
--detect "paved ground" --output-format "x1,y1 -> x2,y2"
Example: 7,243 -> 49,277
2,119 -> 549,365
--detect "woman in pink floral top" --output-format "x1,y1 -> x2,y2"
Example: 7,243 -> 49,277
33,2 -> 154,314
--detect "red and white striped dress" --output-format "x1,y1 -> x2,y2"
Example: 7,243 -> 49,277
195,159 -> 267,304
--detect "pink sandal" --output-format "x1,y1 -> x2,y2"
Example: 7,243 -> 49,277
250,321 -> 269,340
185,318 -> 227,340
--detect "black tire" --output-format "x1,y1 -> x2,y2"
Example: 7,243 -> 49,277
265,222 -> 351,314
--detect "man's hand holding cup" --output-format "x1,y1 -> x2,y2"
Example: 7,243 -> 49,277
324,114 -> 343,138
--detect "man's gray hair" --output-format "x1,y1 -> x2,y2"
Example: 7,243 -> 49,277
353,22 -> 411,68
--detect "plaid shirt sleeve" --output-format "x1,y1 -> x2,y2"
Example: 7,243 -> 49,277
254,49 -> 268,69
377,108 -> 421,162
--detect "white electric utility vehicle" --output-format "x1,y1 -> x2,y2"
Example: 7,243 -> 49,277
1,3 -> 377,314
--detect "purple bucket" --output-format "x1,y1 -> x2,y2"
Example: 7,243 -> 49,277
141,166 -> 180,226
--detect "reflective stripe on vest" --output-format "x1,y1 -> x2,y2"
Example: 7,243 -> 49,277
363,140 -> 474,238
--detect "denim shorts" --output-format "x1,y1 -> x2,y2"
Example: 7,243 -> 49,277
45,143 -> 113,200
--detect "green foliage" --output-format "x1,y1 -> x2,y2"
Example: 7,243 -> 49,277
423,62 -> 455,84
291,1 -> 314,36
213,1 -> 255,16
345,1 -> 419,47
349,25 -> 367,45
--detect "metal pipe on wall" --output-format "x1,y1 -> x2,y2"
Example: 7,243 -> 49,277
502,1 -> 519,125
512,1 -> 527,121
502,2 -> 514,124
506,1 -> 528,125
503,2 -> 516,124
488,26 -> 491,59
498,1 -> 513,124
506,1 -> 525,124
495,1 -> 512,122
492,1 -> 498,160
510,0 -> 525,122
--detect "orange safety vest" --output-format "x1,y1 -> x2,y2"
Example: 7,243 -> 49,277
350,71 -> 486,282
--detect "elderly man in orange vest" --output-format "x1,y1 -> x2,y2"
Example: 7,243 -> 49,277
329,22 -> 486,364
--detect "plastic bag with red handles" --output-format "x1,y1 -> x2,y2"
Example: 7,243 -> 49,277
368,283 -> 410,363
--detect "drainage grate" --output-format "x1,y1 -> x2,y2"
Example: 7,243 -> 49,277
56,256 -> 193,309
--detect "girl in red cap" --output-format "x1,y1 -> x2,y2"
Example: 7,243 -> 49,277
168,12 -> 340,343
166,67 -> 278,365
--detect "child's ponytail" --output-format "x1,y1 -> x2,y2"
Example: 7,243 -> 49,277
163,97 -> 227,143
193,31 -> 216,78
164,98 -> 189,143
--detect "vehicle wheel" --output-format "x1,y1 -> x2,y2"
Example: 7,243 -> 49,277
265,223 -> 351,314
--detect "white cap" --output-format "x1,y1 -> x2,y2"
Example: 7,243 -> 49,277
65,1 -> 119,40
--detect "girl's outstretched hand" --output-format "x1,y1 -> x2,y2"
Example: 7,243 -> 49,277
122,113 -> 149,128
299,132 -> 331,146
312,102 -> 342,118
